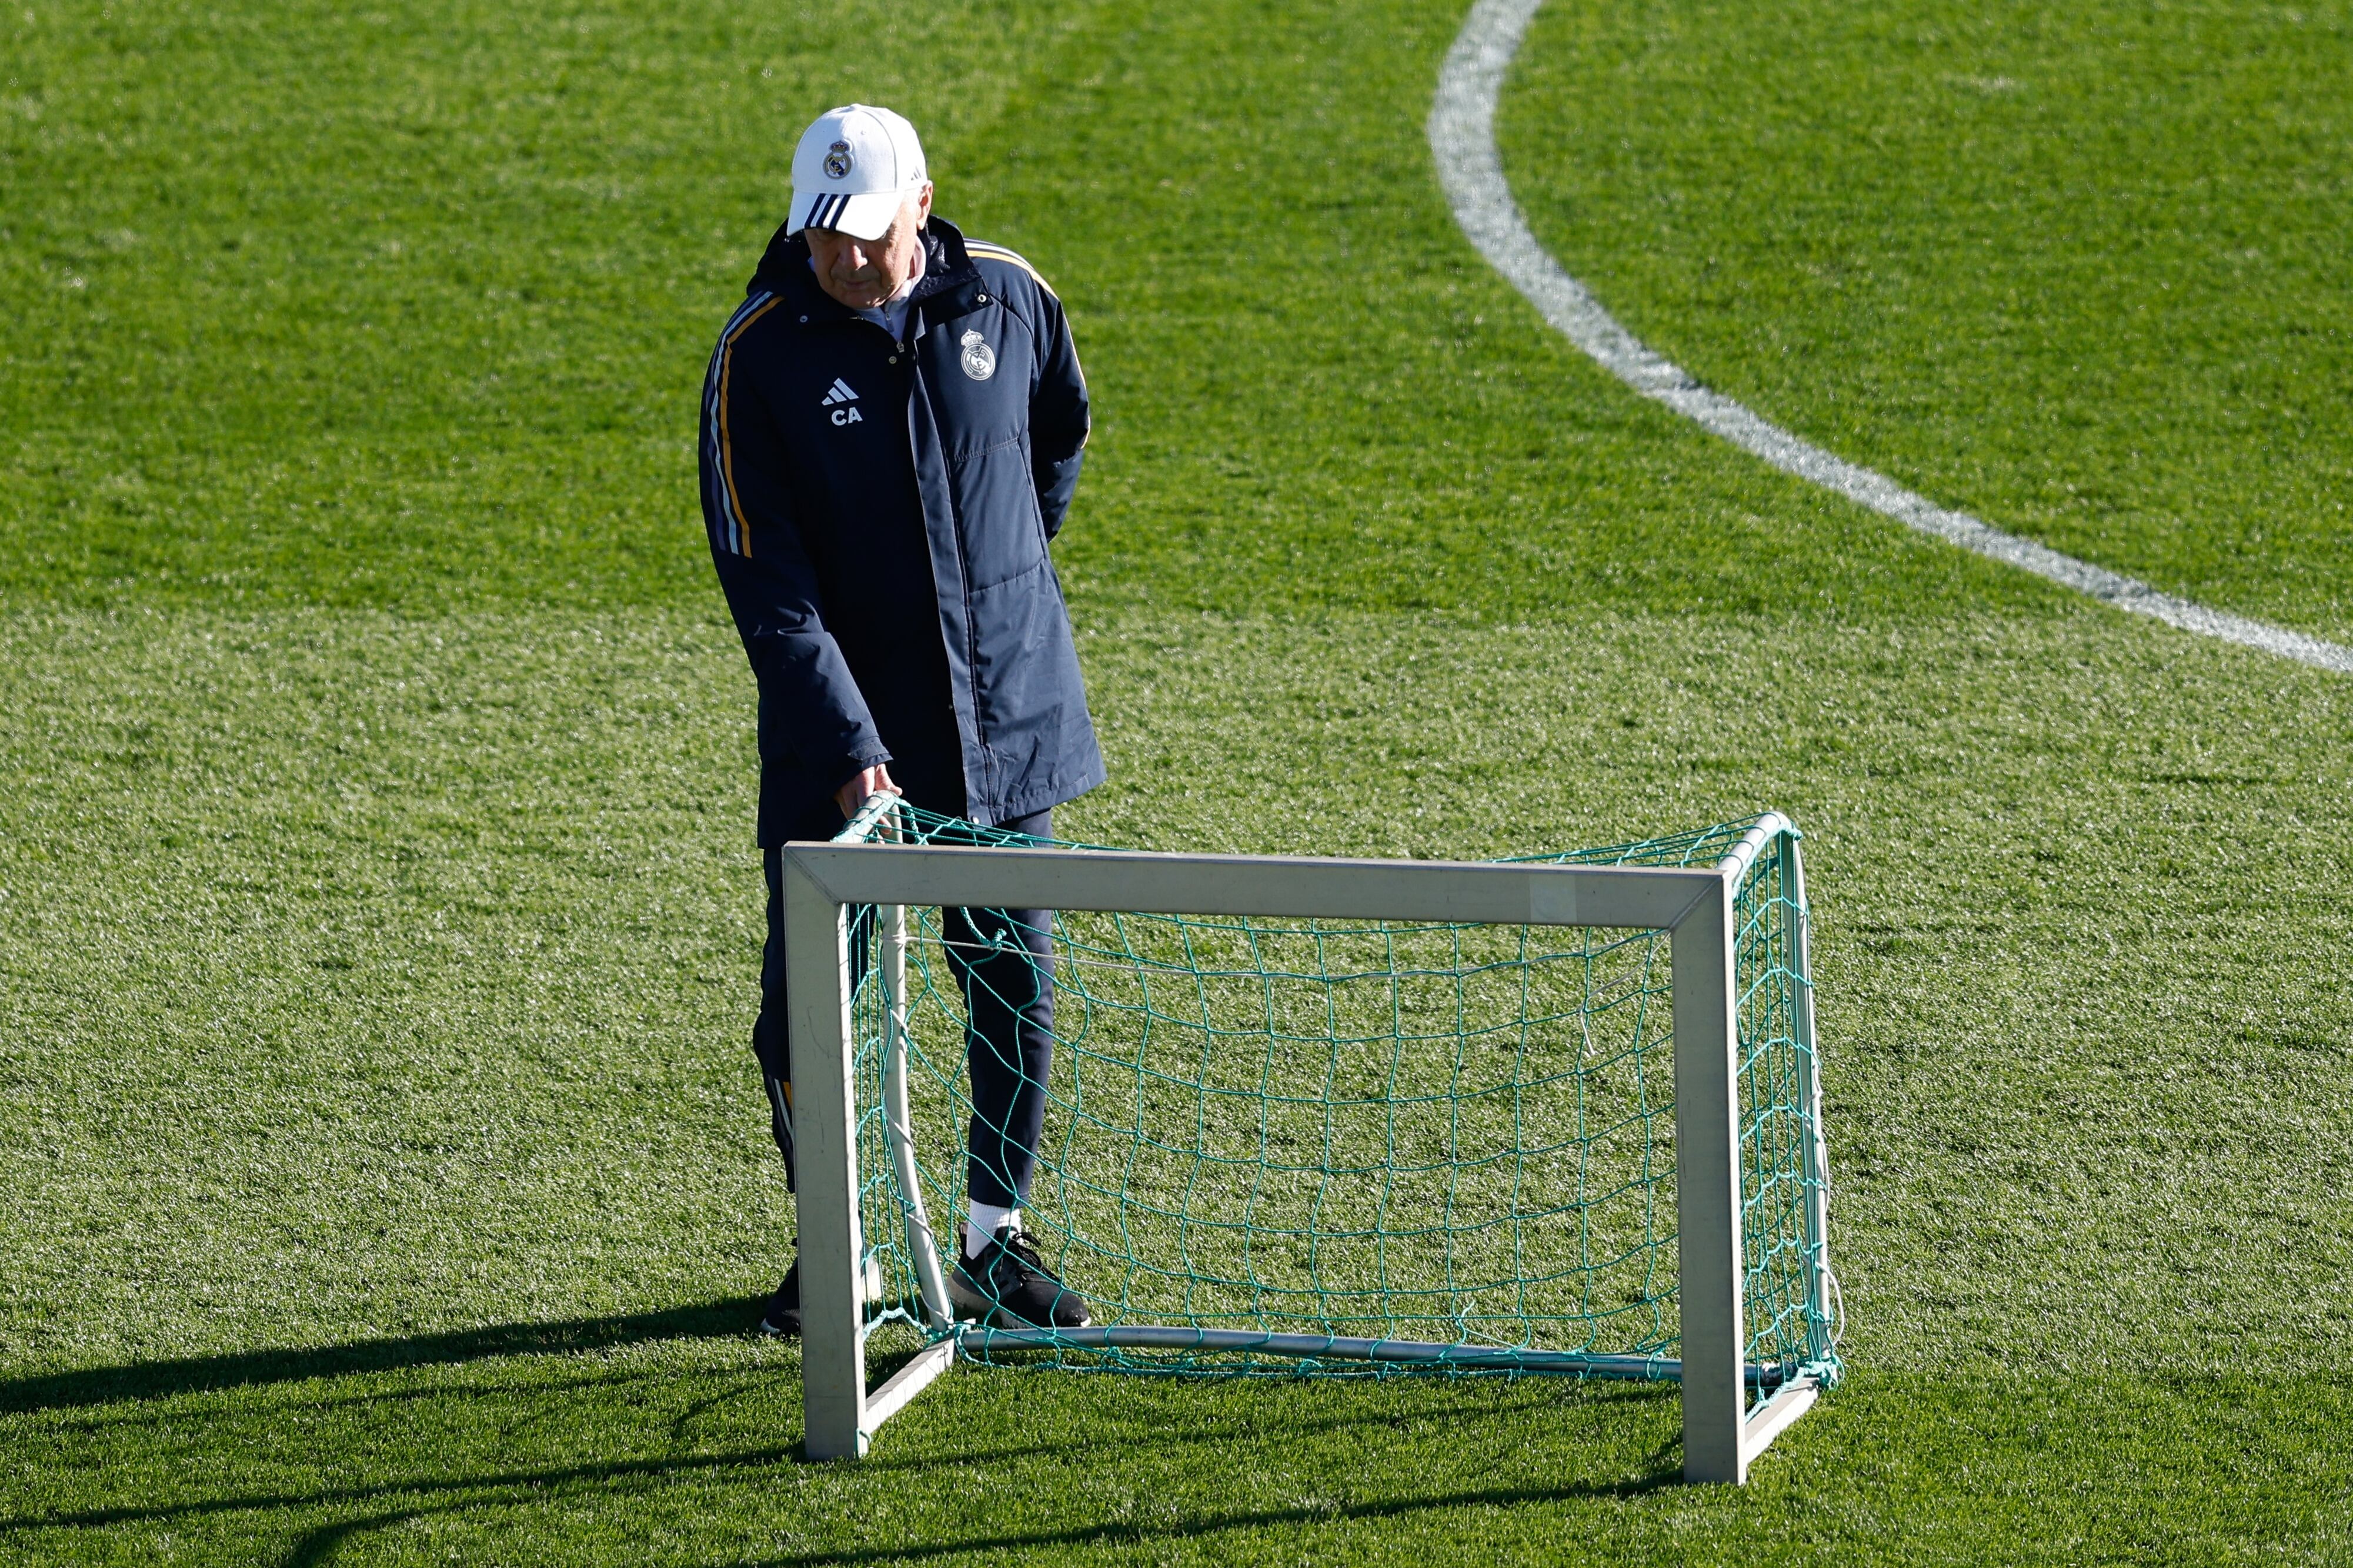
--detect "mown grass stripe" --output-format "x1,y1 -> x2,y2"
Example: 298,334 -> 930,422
1430,0 -> 2353,676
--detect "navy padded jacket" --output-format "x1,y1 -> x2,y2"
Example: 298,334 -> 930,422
697,216 -> 1104,841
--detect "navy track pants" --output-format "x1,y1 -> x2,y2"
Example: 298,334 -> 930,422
751,808 -> 1056,1209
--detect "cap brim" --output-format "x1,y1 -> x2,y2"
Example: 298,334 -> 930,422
789,188 -> 909,241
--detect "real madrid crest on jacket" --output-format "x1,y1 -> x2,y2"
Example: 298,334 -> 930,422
697,216 -> 1103,842
959,330 -> 996,382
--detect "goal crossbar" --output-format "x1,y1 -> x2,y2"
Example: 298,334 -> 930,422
783,822 -> 1831,1483
784,842 -> 1725,928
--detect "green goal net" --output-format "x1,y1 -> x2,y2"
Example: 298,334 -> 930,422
834,803 -> 1841,1407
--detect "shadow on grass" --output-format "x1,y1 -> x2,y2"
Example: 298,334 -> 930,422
268,1466 -> 1683,1568
728,1473 -> 1685,1567
2,1378 -> 1677,1539
0,1295 -> 767,1416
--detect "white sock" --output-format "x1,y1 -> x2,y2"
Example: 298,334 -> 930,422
966,1201 -> 1015,1257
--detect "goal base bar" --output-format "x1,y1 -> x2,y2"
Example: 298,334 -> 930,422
954,1325 -> 1807,1389
846,1338 -> 957,1457
851,1325 -> 1823,1468
1741,1376 -> 1820,1475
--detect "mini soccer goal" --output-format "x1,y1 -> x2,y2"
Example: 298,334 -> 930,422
782,802 -> 1842,1483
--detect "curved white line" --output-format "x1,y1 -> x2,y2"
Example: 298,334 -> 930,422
1430,0 -> 2353,676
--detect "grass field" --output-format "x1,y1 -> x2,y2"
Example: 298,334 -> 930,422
4,0 -> 2351,1562
1501,0 -> 2353,638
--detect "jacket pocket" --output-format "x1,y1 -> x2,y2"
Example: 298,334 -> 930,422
966,557 -> 1090,779
954,433 -> 1049,591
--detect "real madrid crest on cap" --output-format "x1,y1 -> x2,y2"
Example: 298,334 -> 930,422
790,105 -> 926,241
960,329 -> 996,382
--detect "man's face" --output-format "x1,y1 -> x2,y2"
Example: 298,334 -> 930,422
806,184 -> 933,311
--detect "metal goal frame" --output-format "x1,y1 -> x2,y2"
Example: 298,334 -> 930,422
782,816 -> 1830,1483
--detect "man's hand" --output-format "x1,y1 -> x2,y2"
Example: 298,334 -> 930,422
836,762 -> 900,820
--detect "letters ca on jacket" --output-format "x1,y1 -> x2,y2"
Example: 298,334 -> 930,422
696,216 -> 1104,839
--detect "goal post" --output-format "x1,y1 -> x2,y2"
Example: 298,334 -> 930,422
783,807 -> 1840,1482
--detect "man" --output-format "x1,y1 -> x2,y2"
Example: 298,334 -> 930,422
697,103 -> 1101,1339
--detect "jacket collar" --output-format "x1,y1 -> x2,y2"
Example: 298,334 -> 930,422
750,215 -> 986,326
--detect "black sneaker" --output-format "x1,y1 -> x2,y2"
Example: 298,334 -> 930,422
758,1259 -> 800,1337
949,1225 -> 1091,1329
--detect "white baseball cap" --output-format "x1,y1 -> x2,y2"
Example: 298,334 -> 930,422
787,103 -> 928,241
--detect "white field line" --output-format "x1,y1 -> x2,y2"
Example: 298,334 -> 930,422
1429,0 -> 2353,676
